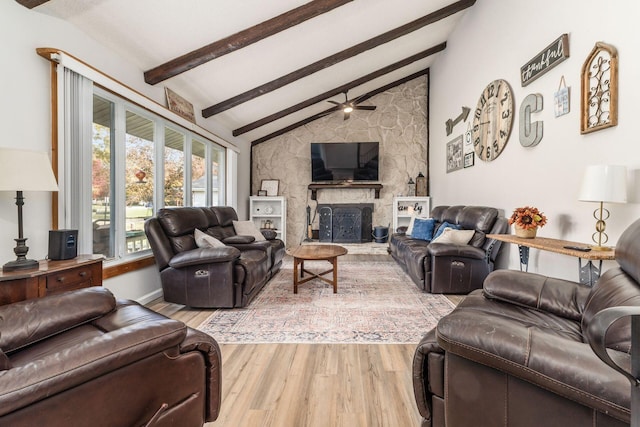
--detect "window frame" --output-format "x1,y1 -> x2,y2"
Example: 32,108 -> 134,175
88,87 -> 227,265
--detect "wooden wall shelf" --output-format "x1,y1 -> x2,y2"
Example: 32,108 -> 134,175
308,183 -> 383,200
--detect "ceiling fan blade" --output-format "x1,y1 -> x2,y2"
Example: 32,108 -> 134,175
327,100 -> 341,106
354,105 -> 376,111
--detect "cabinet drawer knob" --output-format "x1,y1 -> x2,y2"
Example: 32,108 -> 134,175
57,277 -> 65,282
79,271 -> 87,277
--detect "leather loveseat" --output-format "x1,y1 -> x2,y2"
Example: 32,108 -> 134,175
413,217 -> 640,427
0,287 -> 221,426
145,206 -> 285,308
389,205 -> 509,294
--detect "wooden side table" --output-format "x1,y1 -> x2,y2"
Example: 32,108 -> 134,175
487,234 -> 615,286
0,255 -> 104,305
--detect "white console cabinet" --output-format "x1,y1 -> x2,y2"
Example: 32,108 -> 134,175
249,196 -> 286,245
392,197 -> 431,231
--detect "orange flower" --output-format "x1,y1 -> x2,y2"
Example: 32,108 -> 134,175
508,206 -> 547,230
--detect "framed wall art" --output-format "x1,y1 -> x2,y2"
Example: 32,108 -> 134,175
581,41 -> 618,134
165,87 -> 196,123
260,179 -> 280,196
446,135 -> 464,173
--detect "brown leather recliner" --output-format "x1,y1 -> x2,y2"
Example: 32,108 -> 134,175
413,217 -> 640,427
145,206 -> 285,308
0,287 -> 221,426
389,205 -> 509,293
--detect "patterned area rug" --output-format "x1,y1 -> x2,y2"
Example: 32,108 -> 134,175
196,258 -> 455,344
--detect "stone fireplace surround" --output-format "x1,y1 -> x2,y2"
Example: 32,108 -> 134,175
251,76 -> 428,247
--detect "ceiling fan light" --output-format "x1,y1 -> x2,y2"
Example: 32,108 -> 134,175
343,106 -> 354,113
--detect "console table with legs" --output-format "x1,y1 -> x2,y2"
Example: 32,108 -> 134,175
487,234 -> 615,286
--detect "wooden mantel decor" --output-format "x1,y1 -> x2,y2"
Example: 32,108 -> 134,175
308,183 -> 383,200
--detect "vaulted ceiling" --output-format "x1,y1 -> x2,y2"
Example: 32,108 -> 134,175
19,0 -> 476,145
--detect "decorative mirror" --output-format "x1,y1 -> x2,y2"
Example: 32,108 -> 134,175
581,42 -> 618,134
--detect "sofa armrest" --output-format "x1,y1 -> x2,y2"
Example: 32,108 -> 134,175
169,247 -> 240,269
482,269 -> 590,321
427,243 -> 485,259
0,287 -> 116,353
223,235 -> 255,244
412,329 -> 444,423
0,319 -> 187,417
181,328 -> 223,421
587,306 -> 640,387
437,310 -> 631,422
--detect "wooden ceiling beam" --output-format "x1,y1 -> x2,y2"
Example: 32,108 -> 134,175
15,0 -> 50,8
203,0 -> 475,118
251,68 -> 430,146
233,42 -> 445,136
144,0 -> 353,85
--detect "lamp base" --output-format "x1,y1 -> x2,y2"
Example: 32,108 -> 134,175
590,245 -> 612,252
3,258 -> 39,272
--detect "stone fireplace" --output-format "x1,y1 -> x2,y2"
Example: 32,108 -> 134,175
318,204 -> 373,243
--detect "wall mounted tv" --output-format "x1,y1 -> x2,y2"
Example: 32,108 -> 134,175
310,142 -> 379,183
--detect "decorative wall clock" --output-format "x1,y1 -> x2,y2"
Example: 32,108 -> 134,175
471,79 -> 514,161
581,41 -> 618,134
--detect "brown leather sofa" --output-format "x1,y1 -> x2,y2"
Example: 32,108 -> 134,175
389,205 -> 509,293
0,287 -> 221,426
145,206 -> 285,308
413,217 -> 640,427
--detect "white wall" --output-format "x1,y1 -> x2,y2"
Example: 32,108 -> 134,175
0,1 -> 247,302
430,0 -> 640,280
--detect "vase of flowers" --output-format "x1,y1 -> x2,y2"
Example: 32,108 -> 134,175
509,206 -> 547,238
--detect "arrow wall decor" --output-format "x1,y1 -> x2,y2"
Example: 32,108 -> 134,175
445,106 -> 470,135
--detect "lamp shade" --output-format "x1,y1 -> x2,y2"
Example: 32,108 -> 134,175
578,165 -> 627,203
0,148 -> 58,192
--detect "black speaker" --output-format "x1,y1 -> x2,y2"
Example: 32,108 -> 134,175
48,229 -> 78,260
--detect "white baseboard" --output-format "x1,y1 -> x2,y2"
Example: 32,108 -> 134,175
136,288 -> 163,305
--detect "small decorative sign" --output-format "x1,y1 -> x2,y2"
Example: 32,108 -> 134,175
554,76 -> 570,117
165,87 -> 196,123
462,124 -> 474,168
520,34 -> 569,86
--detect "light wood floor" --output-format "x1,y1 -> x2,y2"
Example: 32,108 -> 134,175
146,255 -> 462,427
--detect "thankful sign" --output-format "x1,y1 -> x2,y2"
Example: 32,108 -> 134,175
520,34 -> 569,86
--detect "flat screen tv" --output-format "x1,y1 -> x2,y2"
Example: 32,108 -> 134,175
310,142 -> 379,183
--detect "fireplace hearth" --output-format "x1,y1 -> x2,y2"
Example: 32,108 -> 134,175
318,204 -> 373,243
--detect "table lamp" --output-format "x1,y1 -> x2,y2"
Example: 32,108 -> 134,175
578,165 -> 627,250
0,148 -> 59,271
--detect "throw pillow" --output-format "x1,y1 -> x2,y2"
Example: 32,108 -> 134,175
406,214 -> 430,236
431,228 -> 475,245
411,218 -> 436,241
194,229 -> 225,248
432,221 -> 460,240
232,220 -> 266,242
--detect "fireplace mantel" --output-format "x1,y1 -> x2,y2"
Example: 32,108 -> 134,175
308,183 -> 383,200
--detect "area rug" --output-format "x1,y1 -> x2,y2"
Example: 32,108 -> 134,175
196,258 -> 456,344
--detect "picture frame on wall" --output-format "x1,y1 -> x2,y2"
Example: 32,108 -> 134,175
260,179 -> 279,196
446,135 -> 464,173
464,152 -> 474,168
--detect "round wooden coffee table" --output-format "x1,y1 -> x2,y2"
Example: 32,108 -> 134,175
288,244 -> 348,293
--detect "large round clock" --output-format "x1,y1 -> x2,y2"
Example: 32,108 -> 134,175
471,79 -> 514,161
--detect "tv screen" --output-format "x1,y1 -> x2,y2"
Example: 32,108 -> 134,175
311,142 -> 379,183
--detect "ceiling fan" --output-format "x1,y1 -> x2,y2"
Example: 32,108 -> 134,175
325,91 -> 377,120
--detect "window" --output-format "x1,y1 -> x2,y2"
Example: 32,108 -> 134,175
86,88 -> 226,263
